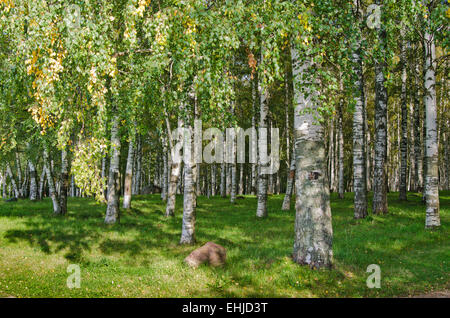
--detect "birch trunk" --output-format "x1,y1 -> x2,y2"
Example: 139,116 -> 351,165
211,163 -> 216,196
28,160 -> 38,201
105,115 -> 121,224
39,166 -> 46,199
351,10 -> 368,218
180,114 -> 196,244
165,114 -> 183,217
291,47 -> 333,269
15,152 -> 23,198
413,63 -> 423,191
282,156 -> 296,211
43,150 -> 61,215
220,163 -> 226,197
372,12 -> 389,214
399,34 -> 408,200
337,79 -> 345,199
123,138 -> 134,209
60,149 -> 69,215
256,51 -> 269,218
423,26 -> 440,228
6,163 -> 19,198
2,169 -> 6,198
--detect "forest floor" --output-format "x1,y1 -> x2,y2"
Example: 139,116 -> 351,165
0,191 -> 448,298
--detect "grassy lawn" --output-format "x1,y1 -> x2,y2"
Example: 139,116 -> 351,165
0,191 -> 448,298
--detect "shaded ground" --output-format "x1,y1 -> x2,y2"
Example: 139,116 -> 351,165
0,191 -> 448,297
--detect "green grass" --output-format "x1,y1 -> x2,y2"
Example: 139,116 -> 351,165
0,191 -> 448,298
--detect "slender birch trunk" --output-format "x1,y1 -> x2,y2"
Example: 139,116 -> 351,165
123,137 -> 134,209
372,8 -> 389,214
399,33 -> 408,200
423,23 -> 440,228
60,149 -> 69,215
251,78 -> 258,195
15,152 -> 23,198
28,160 -> 38,201
282,155 -> 296,211
291,47 -> 333,269
2,169 -> 6,198
43,150 -> 61,215
220,162 -> 226,197
105,115 -> 121,224
6,163 -> 19,198
337,77 -> 345,199
256,50 -> 269,218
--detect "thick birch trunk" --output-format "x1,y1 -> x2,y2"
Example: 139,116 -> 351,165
291,47 -> 333,269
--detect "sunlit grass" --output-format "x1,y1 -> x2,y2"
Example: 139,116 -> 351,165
0,191 -> 448,298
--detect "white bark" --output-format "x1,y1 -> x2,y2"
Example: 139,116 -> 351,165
291,46 -> 333,269
423,26 -> 440,228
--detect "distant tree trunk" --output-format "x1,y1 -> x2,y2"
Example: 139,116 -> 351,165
351,8 -> 368,218
2,169 -> 6,198
328,117 -> 335,192
39,166 -> 46,199
282,156 -> 296,211
399,34 -> 408,201
6,163 -> 19,198
59,149 -> 69,215
256,51 -> 269,218
43,150 -> 61,215
291,47 -> 333,269
220,162 -> 226,197
104,115 -> 121,224
372,8 -> 389,215
211,163 -> 216,196
101,153 -> 108,201
70,174 -> 75,197
238,163 -> 244,195
413,63 -> 423,191
15,152 -> 23,198
251,77 -> 258,195
423,24 -> 440,228
123,138 -> 134,209
28,160 -> 38,201
337,77 -> 345,199
230,130 -> 237,203
161,138 -> 168,200
133,134 -> 142,195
